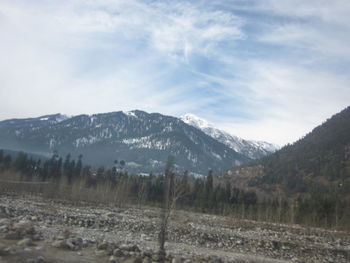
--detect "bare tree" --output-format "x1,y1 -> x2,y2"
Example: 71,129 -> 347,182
158,156 -> 188,261
137,180 -> 148,208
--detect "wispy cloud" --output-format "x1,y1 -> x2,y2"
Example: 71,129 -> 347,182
0,0 -> 349,145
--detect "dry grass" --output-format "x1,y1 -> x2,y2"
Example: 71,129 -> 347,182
0,170 -> 134,208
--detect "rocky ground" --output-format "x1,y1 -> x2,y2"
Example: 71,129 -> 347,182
0,194 -> 349,263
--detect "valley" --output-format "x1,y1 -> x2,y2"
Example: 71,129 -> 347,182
0,107 -> 350,262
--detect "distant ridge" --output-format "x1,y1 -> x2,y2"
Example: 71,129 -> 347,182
181,113 -> 278,159
0,110 -> 251,174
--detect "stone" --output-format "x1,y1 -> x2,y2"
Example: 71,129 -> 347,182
82,239 -> 91,248
282,245 -> 289,250
123,257 -> 143,263
66,237 -> 83,250
119,244 -> 140,252
0,225 -> 8,232
32,234 -> 42,241
106,243 -> 117,255
95,249 -> 106,256
113,249 -> 124,257
23,247 -> 32,253
141,234 -> 151,241
52,240 -> 68,249
97,242 -> 109,250
0,218 -> 10,226
110,255 -> 119,263
35,256 -> 46,263
4,231 -> 21,240
66,239 -> 76,250
13,220 -> 35,237
142,250 -> 153,258
107,212 -> 116,218
208,256 -> 222,263
152,253 -> 162,262
35,246 -> 45,252
0,243 -> 10,256
17,238 -> 33,247
172,256 -> 182,263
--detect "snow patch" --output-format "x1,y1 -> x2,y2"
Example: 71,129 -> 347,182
212,152 -> 222,160
49,138 -> 56,149
127,161 -> 141,167
55,114 -> 70,123
122,136 -> 171,150
74,136 -> 99,147
123,111 -> 137,118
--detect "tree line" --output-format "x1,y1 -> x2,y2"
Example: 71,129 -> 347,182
0,149 -> 349,230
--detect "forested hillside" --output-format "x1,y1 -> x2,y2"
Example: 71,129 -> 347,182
227,106 -> 350,195
223,106 -> 350,228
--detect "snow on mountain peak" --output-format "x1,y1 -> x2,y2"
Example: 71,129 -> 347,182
123,111 -> 138,118
55,114 -> 70,123
37,113 -> 70,123
181,113 -> 213,129
181,113 -> 278,159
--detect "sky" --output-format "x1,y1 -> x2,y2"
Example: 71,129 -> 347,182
0,0 -> 350,146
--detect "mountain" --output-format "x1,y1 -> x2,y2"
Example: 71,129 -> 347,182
224,106 -> 350,198
0,111 -> 251,174
181,114 -> 278,159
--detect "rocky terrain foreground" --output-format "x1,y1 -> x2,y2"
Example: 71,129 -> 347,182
0,194 -> 349,263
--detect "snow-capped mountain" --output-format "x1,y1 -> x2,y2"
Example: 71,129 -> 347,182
0,111 -> 251,174
181,114 -> 278,159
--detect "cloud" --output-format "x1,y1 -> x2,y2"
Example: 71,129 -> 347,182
259,0 -> 350,25
216,60 -> 350,145
186,0 -> 350,145
0,0 -> 349,146
0,0 -> 244,115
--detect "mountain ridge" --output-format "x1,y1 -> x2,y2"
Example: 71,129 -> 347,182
0,110 -> 251,174
181,113 -> 278,159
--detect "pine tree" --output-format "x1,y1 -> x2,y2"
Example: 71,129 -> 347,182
0,149 -> 3,164
75,154 -> 83,177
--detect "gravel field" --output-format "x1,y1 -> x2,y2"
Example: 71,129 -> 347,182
0,194 -> 349,263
